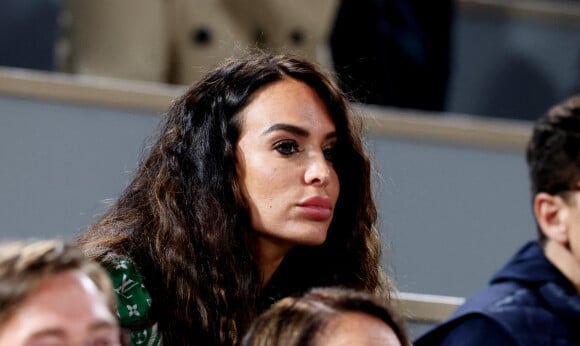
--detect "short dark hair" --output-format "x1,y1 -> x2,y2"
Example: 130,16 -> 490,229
240,287 -> 409,346
526,94 -> 580,240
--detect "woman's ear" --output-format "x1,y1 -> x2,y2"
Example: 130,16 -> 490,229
534,192 -> 570,245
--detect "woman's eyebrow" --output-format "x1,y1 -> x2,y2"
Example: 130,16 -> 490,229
262,124 -> 337,140
262,123 -> 309,137
325,132 -> 338,140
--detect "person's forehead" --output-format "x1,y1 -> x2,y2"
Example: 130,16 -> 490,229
320,312 -> 401,346
33,270 -> 99,299
240,79 -> 334,130
0,270 -> 118,344
13,270 -> 116,325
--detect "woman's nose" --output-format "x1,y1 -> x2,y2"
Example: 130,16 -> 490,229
304,152 -> 331,186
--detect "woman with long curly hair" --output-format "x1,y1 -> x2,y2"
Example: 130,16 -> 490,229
77,51 -> 393,345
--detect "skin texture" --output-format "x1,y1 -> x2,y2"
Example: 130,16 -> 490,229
0,270 -> 120,346
237,77 -> 340,284
536,191 -> 580,291
318,312 -> 402,346
565,193 -> 580,277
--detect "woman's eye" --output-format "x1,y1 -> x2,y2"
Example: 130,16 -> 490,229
323,146 -> 336,162
274,140 -> 300,155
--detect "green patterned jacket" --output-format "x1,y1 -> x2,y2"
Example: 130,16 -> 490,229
107,258 -> 162,346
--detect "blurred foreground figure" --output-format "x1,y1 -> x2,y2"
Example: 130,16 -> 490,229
241,287 -> 409,346
416,94 -> 580,346
0,240 -> 124,346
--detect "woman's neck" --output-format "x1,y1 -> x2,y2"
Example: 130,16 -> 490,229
260,256 -> 285,288
252,234 -> 294,288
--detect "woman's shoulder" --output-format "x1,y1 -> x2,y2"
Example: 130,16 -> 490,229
102,256 -> 161,345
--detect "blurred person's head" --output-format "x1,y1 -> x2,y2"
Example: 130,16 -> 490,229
526,94 -> 580,291
241,287 -> 408,346
527,95 -> 580,241
0,240 -> 122,346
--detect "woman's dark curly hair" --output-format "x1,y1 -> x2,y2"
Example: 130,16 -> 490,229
77,51 -> 391,345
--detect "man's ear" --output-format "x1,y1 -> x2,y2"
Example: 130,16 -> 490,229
534,192 -> 570,245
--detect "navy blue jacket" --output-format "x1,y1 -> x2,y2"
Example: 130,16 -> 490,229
415,241 -> 580,346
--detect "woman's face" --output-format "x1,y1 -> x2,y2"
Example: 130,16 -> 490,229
236,78 -> 340,258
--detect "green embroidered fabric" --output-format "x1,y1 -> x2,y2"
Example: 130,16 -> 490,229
107,258 -> 162,346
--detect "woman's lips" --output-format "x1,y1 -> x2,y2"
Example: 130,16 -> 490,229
298,196 -> 333,221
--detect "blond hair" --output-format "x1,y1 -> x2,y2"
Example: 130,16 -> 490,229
0,240 -> 115,325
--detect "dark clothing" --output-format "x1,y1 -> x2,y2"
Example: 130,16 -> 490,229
434,316 -> 515,346
0,0 -> 61,70
330,0 -> 453,110
415,241 -> 580,346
